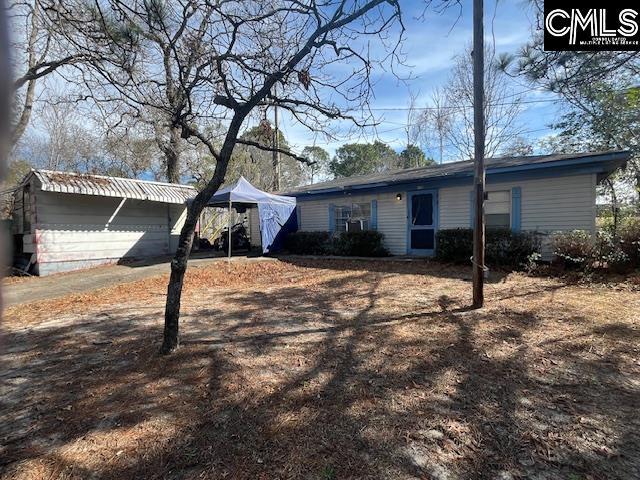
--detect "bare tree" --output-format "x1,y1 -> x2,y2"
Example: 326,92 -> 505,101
9,1 -> 90,147
41,0 -> 195,183
419,86 -> 451,163
14,97 -> 158,177
185,122 -> 304,191
501,136 -> 533,157
103,125 -> 159,178
52,0 -> 403,353
19,100 -> 99,171
442,45 -> 525,159
403,90 -> 422,148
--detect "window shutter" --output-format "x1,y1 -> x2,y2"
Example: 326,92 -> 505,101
469,190 -> 475,228
511,186 -> 521,232
328,204 -> 336,232
370,199 -> 378,230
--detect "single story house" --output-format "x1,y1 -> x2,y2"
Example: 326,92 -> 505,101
11,169 -> 196,275
277,151 -> 630,258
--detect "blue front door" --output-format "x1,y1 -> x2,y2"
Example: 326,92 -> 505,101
407,190 -> 438,256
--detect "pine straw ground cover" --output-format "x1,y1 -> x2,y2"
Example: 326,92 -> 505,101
1,259 -> 639,480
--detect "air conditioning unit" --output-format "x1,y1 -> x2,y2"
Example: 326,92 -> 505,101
346,220 -> 368,232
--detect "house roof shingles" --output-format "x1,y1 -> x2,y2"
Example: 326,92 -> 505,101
284,151 -> 630,197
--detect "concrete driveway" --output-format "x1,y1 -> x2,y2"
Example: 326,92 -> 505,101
3,254 -> 272,308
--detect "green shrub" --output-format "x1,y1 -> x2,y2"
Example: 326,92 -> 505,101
552,225 -> 640,273
331,230 -> 389,257
284,231 -> 330,255
486,228 -> 542,267
594,231 -> 631,273
619,217 -> 640,267
551,230 -> 595,269
436,228 -> 541,268
435,228 -> 473,264
284,230 -> 389,257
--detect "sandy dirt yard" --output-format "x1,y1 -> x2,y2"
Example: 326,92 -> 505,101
1,259 -> 639,480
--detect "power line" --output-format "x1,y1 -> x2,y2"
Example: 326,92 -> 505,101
287,124 -> 558,149
364,96 -> 560,112
364,84 -> 638,113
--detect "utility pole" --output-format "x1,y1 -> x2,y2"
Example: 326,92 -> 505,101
472,0 -> 486,308
272,87 -> 281,191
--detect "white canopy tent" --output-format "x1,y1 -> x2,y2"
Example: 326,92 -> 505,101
205,176 -> 296,261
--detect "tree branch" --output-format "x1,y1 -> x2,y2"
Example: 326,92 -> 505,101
236,138 -> 315,166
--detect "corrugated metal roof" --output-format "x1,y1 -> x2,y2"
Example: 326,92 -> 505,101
28,169 -> 196,204
283,150 -> 630,196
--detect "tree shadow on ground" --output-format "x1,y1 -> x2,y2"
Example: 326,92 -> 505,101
1,263 -> 638,479
277,256 -> 516,284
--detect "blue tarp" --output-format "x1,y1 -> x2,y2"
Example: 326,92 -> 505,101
206,176 -> 297,254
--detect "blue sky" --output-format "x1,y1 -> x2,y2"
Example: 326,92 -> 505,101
279,0 -> 563,161
20,0 -> 564,174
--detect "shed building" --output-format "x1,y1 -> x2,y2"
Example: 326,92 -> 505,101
12,170 -> 196,276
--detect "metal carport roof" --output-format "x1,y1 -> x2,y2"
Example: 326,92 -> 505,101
25,169 -> 196,204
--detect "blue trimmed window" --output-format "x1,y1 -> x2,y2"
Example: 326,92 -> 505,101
333,202 -> 372,232
485,190 -> 511,229
470,188 -> 521,231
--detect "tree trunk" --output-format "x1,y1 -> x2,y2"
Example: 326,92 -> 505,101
160,211 -> 197,353
11,78 -> 36,147
605,179 -> 619,235
165,126 -> 181,183
12,2 -> 41,148
161,114 -> 246,354
635,172 -> 640,211
160,180 -> 222,353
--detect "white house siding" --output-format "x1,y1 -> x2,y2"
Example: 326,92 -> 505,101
168,203 -> 187,252
33,191 -> 188,275
296,173 -> 596,258
297,192 -> 407,255
439,173 -> 597,258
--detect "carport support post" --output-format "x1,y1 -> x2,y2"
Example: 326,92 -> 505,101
228,199 -> 232,265
472,0 -> 485,309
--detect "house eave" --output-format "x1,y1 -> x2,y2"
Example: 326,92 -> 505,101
290,151 -> 630,201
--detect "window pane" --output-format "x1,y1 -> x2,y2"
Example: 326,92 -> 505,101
338,202 -> 372,231
486,191 -> 510,203
411,229 -> 434,249
486,213 -> 510,229
412,194 -> 433,226
347,220 -> 367,231
485,190 -> 510,215
351,202 -> 371,219
335,206 -> 350,232
485,202 -> 510,214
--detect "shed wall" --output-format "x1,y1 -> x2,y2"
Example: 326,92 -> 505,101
33,191 -> 187,275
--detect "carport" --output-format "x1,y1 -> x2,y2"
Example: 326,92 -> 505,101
206,176 -> 297,259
